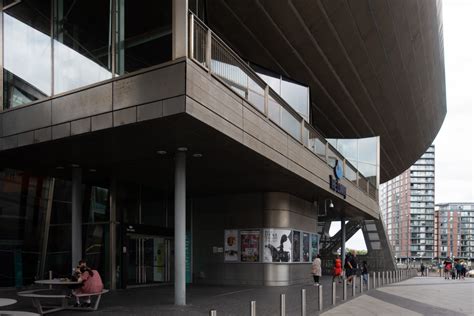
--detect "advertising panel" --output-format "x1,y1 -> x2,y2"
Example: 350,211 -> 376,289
263,229 -> 292,262
240,230 -> 260,262
302,232 -> 310,262
224,229 -> 239,261
292,231 -> 301,262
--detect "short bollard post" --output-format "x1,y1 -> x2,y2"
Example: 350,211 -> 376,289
250,301 -> 256,316
318,285 -> 323,312
210,310 -> 217,316
352,277 -> 356,297
301,289 -> 306,316
382,271 -> 385,286
373,272 -> 376,289
367,273 -> 370,290
332,282 -> 336,306
280,294 -> 285,316
49,270 -> 53,290
360,274 -> 363,293
343,279 -> 347,300
377,271 -> 381,287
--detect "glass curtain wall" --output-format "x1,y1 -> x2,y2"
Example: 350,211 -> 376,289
2,0 -> 172,109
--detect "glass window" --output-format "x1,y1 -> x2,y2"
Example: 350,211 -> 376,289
53,0 -> 113,93
281,107 -> 301,140
358,137 -> 377,164
268,96 -> 281,124
117,0 -> 172,74
3,1 -> 52,108
281,78 -> 309,120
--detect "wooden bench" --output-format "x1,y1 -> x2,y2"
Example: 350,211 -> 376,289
18,289 -> 109,315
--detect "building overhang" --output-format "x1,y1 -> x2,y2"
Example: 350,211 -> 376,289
205,0 -> 447,182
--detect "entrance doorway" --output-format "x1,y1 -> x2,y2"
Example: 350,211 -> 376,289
127,234 -> 173,286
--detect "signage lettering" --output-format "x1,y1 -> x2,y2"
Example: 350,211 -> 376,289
329,175 -> 347,199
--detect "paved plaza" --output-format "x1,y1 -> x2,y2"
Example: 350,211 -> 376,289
1,274 -> 473,315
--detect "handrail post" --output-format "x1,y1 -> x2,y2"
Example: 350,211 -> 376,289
206,28 -> 212,71
188,14 -> 194,59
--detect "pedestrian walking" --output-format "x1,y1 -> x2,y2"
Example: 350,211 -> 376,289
443,259 -> 452,280
312,254 -> 322,286
332,255 -> 343,283
420,263 -> 425,277
345,252 -> 354,284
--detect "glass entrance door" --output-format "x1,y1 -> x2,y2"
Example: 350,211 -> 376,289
127,234 -> 173,286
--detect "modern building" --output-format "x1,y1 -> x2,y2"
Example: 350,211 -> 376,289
0,0 -> 446,306
435,203 -> 474,260
380,145 -> 436,262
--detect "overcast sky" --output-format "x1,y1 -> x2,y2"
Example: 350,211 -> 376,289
332,0 -> 474,250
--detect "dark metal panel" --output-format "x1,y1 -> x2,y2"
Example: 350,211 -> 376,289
113,107 -> 137,127
2,101 -> 52,136
52,83 -> 113,125
137,101 -> 163,122
2,134 -> 18,150
163,95 -> 186,117
92,113 -> 113,132
52,123 -> 71,140
18,131 -> 34,147
113,62 -> 186,110
71,118 -> 91,136
34,127 -> 52,143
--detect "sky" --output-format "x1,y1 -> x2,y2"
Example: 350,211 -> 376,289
331,0 -> 474,250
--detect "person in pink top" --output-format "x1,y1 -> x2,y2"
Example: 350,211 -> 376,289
73,260 -> 104,307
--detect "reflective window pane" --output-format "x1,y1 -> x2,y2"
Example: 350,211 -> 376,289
118,0 -> 172,74
268,96 -> 281,124
281,107 -> 301,140
358,137 -> 377,164
3,1 -> 52,109
281,78 -> 309,120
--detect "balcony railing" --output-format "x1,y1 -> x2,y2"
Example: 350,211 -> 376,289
188,13 -> 378,201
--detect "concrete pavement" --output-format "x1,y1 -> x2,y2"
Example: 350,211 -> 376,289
322,276 -> 474,316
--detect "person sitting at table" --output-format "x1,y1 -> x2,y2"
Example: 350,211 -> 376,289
73,259 -> 104,307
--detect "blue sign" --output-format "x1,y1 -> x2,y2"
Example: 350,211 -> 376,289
334,160 -> 343,180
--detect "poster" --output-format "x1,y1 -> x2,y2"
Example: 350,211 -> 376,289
302,232 -> 310,262
224,230 -> 239,261
311,233 -> 320,260
263,229 -> 292,262
240,230 -> 260,262
292,231 -> 301,262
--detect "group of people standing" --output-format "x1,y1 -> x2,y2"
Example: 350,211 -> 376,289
443,259 -> 468,280
311,251 -> 368,286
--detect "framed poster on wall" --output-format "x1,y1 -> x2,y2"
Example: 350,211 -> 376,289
292,231 -> 301,262
302,232 -> 310,262
263,229 -> 292,262
240,230 -> 260,262
224,230 -> 239,261
311,233 -> 320,260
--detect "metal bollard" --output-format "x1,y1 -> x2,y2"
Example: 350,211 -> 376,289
318,285 -> 323,312
49,270 -> 53,290
301,289 -> 306,316
280,294 -> 285,316
360,273 -> 363,293
373,272 -> 376,289
343,279 -> 347,300
377,271 -> 381,287
382,271 -> 385,286
250,301 -> 256,316
368,273 -> 370,290
352,277 -> 356,297
332,282 -> 336,305
209,310 -> 217,316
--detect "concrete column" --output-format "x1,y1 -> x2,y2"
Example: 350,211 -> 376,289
71,167 -> 82,269
174,150 -> 186,305
341,217 -> 346,276
172,0 -> 188,59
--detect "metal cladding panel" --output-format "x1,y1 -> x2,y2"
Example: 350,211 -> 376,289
113,62 -> 186,110
2,100 -> 52,136
52,83 -> 113,125
206,0 -> 446,182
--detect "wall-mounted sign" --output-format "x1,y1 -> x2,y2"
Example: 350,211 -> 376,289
240,230 -> 260,262
329,160 -> 347,198
263,229 -> 292,262
224,230 -> 239,261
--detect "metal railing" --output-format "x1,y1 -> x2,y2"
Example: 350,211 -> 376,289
188,12 -> 378,201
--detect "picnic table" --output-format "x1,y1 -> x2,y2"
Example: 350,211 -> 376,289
17,279 -> 108,315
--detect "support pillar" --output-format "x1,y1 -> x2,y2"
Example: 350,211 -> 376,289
174,150 -> 186,305
109,178 -> 117,290
341,217 -> 346,276
172,0 -> 188,59
71,167 -> 82,269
